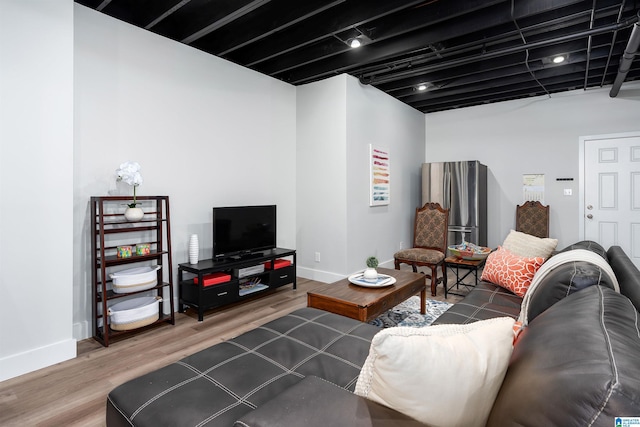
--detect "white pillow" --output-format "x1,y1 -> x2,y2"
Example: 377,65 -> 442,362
355,317 -> 515,427
502,229 -> 558,259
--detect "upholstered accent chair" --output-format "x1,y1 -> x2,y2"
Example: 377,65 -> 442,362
394,202 -> 449,296
516,201 -> 550,238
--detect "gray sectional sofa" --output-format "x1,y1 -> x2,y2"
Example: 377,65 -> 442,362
107,241 -> 640,426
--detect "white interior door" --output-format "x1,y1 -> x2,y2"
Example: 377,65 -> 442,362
581,132 -> 640,269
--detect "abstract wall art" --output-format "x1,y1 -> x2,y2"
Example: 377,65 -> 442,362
370,145 -> 390,206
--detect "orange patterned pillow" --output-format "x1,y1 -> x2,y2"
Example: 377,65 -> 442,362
481,246 -> 544,297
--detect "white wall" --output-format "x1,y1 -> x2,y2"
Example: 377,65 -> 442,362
296,76 -> 348,281
296,75 -> 425,281
0,0 -> 76,381
73,6 -> 296,339
425,82 -> 640,249
345,76 -> 425,271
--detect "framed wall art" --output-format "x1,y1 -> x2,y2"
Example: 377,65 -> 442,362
370,145 -> 390,206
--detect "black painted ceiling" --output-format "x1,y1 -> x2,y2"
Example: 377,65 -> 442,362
76,0 -> 640,113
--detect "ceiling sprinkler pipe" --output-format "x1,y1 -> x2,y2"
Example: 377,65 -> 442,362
610,11 -> 640,97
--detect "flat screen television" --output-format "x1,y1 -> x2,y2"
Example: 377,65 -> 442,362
212,205 -> 276,259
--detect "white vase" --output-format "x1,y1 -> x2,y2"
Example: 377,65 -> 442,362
363,267 -> 378,282
124,207 -> 144,222
189,234 -> 199,265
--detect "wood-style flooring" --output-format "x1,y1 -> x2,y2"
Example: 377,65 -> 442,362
0,273 -> 465,427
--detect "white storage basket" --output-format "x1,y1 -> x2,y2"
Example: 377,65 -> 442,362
110,265 -> 161,294
108,296 -> 161,331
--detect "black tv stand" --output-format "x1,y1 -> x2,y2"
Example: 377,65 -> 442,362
178,248 -> 296,321
213,251 -> 266,262
234,252 -> 263,260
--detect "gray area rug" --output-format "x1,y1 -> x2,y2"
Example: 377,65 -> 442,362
368,297 -> 453,328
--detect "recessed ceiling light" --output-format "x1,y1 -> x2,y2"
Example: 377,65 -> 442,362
417,84 -> 428,91
339,28 -> 371,49
349,38 -> 361,48
542,54 -> 569,66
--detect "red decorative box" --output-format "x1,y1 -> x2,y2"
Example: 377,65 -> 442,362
264,259 -> 292,270
194,272 -> 231,287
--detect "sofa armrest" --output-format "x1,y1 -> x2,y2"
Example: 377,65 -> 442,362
234,376 -> 423,427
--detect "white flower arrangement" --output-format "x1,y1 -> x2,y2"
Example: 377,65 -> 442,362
116,161 -> 143,208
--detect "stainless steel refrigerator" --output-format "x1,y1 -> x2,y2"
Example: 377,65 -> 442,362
421,161 -> 487,247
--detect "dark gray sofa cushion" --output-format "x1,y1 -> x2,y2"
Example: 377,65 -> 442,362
520,241 -> 628,325
524,259 -> 618,323
106,308 -> 381,427
487,286 -> 640,426
234,375 -> 424,427
432,281 -> 522,325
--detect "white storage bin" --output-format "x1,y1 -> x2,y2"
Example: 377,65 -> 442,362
108,296 -> 161,331
110,265 -> 161,294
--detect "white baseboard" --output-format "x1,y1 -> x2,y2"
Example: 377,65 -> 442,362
73,320 -> 91,341
297,258 -> 396,284
0,338 -> 76,382
378,259 -> 395,269
296,266 -> 345,283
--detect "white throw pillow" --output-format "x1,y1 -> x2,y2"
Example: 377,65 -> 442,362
502,229 -> 558,259
355,317 -> 515,427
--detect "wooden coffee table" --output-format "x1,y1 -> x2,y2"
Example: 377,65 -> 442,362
307,267 -> 427,322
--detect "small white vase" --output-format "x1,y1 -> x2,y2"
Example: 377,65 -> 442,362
363,267 -> 378,282
124,207 -> 144,222
189,234 -> 199,265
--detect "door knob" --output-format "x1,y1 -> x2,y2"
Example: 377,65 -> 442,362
587,214 -> 593,219
587,205 -> 593,210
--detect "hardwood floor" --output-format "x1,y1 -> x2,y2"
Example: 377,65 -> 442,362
0,272 -> 464,427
